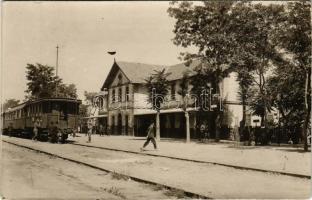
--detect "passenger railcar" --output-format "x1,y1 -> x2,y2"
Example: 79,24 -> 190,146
2,98 -> 81,142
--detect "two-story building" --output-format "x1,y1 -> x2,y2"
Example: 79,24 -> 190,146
95,60 -> 246,139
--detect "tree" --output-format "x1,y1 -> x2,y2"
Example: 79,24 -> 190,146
230,3 -> 285,129
267,63 -> 305,130
79,104 -> 89,117
78,91 -> 98,118
145,69 -> 171,141
25,63 -> 61,99
58,84 -> 78,99
2,99 -> 20,111
25,63 -> 78,100
83,91 -> 98,105
236,66 -> 254,130
271,1 -> 311,151
168,1 -> 236,141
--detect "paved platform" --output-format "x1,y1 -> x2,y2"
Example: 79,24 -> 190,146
71,133 -> 311,177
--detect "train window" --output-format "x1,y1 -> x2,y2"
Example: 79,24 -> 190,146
52,102 -> 60,111
42,102 -> 51,113
39,103 -> 42,114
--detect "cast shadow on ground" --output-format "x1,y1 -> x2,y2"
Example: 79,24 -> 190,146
225,144 -> 310,153
274,148 -> 310,153
129,138 -> 147,141
65,140 -> 76,144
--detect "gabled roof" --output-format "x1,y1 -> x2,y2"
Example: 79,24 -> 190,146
117,61 -> 168,84
101,60 -> 201,90
167,59 -> 201,80
101,61 -> 168,89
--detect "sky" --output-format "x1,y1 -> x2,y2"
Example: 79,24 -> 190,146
2,1 -> 189,102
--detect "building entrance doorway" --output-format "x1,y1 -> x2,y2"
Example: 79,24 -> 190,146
125,115 -> 128,135
117,113 -> 122,135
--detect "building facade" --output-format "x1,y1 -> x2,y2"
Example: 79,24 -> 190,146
95,60 -> 249,139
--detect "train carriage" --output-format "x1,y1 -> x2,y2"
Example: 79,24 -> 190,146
2,98 -> 81,142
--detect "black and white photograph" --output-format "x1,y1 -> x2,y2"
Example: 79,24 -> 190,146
0,1 -> 311,199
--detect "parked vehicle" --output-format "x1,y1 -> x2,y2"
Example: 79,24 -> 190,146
2,98 -> 81,143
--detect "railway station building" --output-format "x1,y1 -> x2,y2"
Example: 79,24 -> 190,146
93,60 -> 263,139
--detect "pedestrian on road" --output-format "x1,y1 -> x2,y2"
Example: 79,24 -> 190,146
141,122 -> 157,151
32,120 -> 39,141
87,122 -> 92,143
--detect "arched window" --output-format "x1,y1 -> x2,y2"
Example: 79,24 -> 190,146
99,97 -> 104,109
125,86 -> 129,101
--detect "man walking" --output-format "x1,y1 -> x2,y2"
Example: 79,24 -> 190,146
141,122 -> 157,151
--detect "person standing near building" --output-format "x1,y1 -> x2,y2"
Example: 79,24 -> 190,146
87,121 -> 92,143
204,123 -> 210,142
99,124 -> 104,136
199,123 -> 206,142
141,122 -> 157,151
8,123 -> 13,137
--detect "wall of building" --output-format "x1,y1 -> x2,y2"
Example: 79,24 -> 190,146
221,72 -> 243,128
108,108 -> 134,135
99,65 -> 255,138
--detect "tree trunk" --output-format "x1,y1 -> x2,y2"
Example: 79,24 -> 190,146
156,111 -> 160,141
185,111 -> 190,143
260,114 -> 265,127
302,70 -> 311,151
240,91 -> 247,136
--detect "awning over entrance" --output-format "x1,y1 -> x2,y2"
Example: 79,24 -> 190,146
133,108 -> 198,116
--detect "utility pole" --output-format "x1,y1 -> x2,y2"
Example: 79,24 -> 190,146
56,45 -> 59,76
55,45 -> 59,97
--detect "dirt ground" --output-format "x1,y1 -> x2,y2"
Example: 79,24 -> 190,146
0,142 -> 180,199
72,134 -> 311,176
2,137 -> 311,199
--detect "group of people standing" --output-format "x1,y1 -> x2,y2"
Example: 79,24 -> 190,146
199,123 -> 210,142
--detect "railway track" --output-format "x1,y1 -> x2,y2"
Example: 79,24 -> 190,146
3,140 -> 210,199
70,142 -> 311,179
